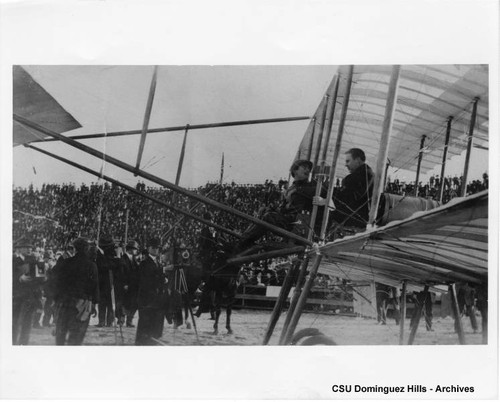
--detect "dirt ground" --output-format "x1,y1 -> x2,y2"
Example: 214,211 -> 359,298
27,308 -> 485,346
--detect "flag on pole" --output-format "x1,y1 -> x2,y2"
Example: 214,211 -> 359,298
220,152 -> 224,184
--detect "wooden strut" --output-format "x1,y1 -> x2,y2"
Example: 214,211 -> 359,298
414,135 -> 426,197
407,285 -> 429,345
262,257 -> 303,345
278,255 -> 310,345
306,117 -> 317,161
312,95 -> 330,169
320,69 -> 352,240
449,283 -> 466,345
33,116 -> 311,143
399,280 -> 407,345
16,115 -> 313,247
175,125 -> 190,186
135,66 -> 158,174
308,95 -> 330,240
26,144 -> 242,239
461,97 -> 479,197
438,117 -> 453,204
282,252 -> 324,344
368,65 -> 401,226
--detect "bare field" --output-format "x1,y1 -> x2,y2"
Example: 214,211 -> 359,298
27,309 -> 485,346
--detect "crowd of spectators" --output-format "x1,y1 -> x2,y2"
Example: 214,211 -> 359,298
385,173 -> 488,203
13,172 -> 488,277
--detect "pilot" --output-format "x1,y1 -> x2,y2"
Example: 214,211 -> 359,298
235,159 -> 327,252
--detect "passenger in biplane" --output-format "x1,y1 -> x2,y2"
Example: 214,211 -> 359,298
326,148 -> 374,237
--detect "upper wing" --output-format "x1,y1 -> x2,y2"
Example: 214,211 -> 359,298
13,66 -> 81,146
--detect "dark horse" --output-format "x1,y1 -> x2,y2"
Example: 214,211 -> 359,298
196,247 -> 242,335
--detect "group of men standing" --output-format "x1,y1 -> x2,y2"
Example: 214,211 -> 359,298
12,234 -> 161,345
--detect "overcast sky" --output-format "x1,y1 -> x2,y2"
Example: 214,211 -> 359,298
13,65 -> 488,189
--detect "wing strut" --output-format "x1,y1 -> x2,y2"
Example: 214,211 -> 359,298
461,97 -> 479,197
135,66 -> 158,174
438,117 -> 453,203
413,135 -> 427,196
368,65 -> 401,226
33,116 -> 311,143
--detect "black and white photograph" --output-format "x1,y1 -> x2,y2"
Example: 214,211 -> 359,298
10,64 -> 491,347
1,0 -> 498,400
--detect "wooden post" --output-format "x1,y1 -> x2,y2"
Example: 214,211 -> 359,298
27,145 -> 243,239
399,280 -> 407,345
320,66 -> 354,240
414,135 -> 426,197
438,117 -> 453,203
135,66 -> 158,173
262,259 -> 302,345
17,115 -> 313,247
306,118 -> 317,161
282,252 -> 324,344
461,98 -> 479,197
449,283 -> 466,345
368,65 -> 401,226
279,256 -> 310,344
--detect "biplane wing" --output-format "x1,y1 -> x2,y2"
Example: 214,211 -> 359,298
13,66 -> 81,146
297,65 -> 489,178
318,190 -> 488,288
295,64 -> 489,290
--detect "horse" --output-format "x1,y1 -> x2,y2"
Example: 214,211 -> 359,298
196,247 -> 242,335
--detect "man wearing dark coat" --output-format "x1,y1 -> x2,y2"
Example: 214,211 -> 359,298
330,148 -> 375,230
53,237 -> 99,345
236,159 -> 327,250
12,240 -> 45,345
135,238 -> 168,345
95,235 -> 121,327
121,240 -> 140,327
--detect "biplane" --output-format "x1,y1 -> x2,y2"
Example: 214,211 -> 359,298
13,64 -> 490,346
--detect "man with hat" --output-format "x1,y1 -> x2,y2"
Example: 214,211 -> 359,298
235,159 -> 327,251
135,237 -> 168,345
121,240 -> 140,327
96,234 -> 121,327
53,237 -> 99,345
12,239 -> 45,345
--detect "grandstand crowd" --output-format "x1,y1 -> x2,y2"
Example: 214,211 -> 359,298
13,173 -> 488,258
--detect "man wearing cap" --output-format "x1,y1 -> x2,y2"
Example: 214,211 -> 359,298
235,159 -> 326,251
53,237 -> 99,345
121,240 -> 140,327
12,240 -> 44,345
135,238 -> 168,345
